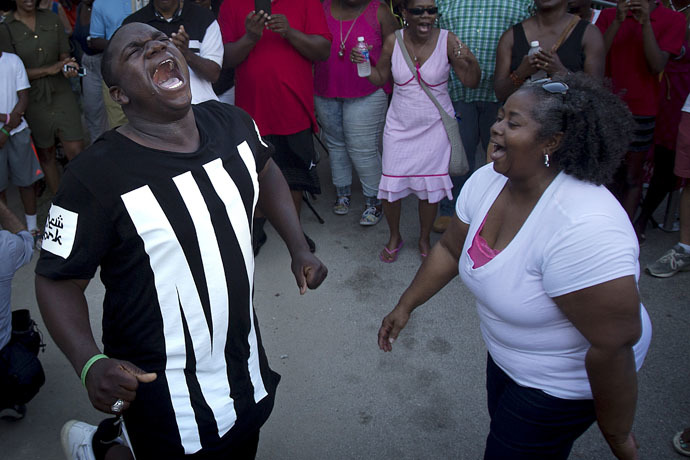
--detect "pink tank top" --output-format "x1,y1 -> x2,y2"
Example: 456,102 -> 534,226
314,0 -> 390,98
468,216 -> 501,269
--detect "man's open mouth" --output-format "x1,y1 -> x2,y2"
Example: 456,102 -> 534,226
152,58 -> 184,90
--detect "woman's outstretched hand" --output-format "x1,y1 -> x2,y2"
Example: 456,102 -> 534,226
378,305 -> 411,352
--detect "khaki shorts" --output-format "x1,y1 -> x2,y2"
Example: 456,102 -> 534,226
0,128 -> 44,190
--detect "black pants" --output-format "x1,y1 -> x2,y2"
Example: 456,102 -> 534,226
484,354 -> 596,460
185,430 -> 259,460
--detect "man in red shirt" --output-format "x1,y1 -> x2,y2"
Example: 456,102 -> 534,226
218,0 -> 331,253
597,0 -> 685,225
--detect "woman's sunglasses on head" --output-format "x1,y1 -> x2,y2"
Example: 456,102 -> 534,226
542,81 -> 569,96
533,79 -> 569,97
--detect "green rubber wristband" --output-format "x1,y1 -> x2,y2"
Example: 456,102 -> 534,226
0,127 -> 9,137
80,353 -> 108,387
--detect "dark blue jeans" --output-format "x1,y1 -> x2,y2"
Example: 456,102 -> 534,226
484,354 -> 596,460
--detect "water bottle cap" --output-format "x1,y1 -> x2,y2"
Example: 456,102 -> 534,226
530,41 -> 540,47
357,36 -> 365,41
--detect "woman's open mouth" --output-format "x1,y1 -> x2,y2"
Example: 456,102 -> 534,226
152,58 -> 184,91
490,142 -> 506,160
418,22 -> 432,33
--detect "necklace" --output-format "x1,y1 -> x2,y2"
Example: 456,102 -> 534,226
407,35 -> 428,63
338,1 -> 367,58
670,0 -> 690,13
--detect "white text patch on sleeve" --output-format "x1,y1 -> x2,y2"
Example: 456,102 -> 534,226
42,204 -> 78,259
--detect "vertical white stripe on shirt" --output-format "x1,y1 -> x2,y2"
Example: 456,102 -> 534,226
172,171 -> 237,438
251,120 -> 269,149
121,185 -> 202,454
202,153 -> 267,403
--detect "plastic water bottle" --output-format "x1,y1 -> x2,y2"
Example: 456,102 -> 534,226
356,36 -> 371,77
527,40 -> 547,80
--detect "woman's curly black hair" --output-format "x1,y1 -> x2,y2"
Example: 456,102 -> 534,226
518,73 -> 634,186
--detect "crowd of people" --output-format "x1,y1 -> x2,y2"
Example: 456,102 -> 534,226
0,0 -> 689,459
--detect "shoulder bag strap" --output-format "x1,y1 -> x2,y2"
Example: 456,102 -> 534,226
552,16 -> 580,52
394,29 -> 451,120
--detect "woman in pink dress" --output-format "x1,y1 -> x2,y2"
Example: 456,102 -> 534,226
352,0 -> 479,262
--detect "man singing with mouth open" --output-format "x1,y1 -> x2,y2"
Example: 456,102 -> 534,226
35,22 -> 327,460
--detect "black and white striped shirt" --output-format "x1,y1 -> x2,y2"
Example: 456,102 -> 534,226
37,101 -> 279,458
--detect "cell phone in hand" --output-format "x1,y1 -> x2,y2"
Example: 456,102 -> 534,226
63,64 -> 87,77
254,0 -> 271,15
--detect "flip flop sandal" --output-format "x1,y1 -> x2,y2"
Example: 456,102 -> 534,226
379,240 -> 404,263
674,430 -> 690,457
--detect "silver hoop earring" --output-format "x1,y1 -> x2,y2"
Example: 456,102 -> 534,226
544,153 -> 550,168
402,18 -> 408,28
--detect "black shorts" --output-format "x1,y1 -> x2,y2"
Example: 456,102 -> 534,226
264,129 -> 321,195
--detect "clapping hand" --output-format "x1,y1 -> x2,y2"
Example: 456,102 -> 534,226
628,0 -> 650,25
615,0 -> 630,22
171,25 -> 190,55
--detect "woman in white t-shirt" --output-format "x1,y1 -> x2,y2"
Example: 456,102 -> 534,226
378,73 -> 650,460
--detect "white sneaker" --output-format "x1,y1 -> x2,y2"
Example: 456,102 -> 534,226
646,244 -> 690,278
0,404 -> 26,421
61,420 -> 97,460
359,206 -> 382,226
333,196 -> 350,215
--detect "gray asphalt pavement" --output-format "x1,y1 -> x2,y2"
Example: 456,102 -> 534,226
1,160 -> 688,460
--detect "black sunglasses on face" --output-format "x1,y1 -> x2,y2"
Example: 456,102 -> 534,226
406,6 -> 438,15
